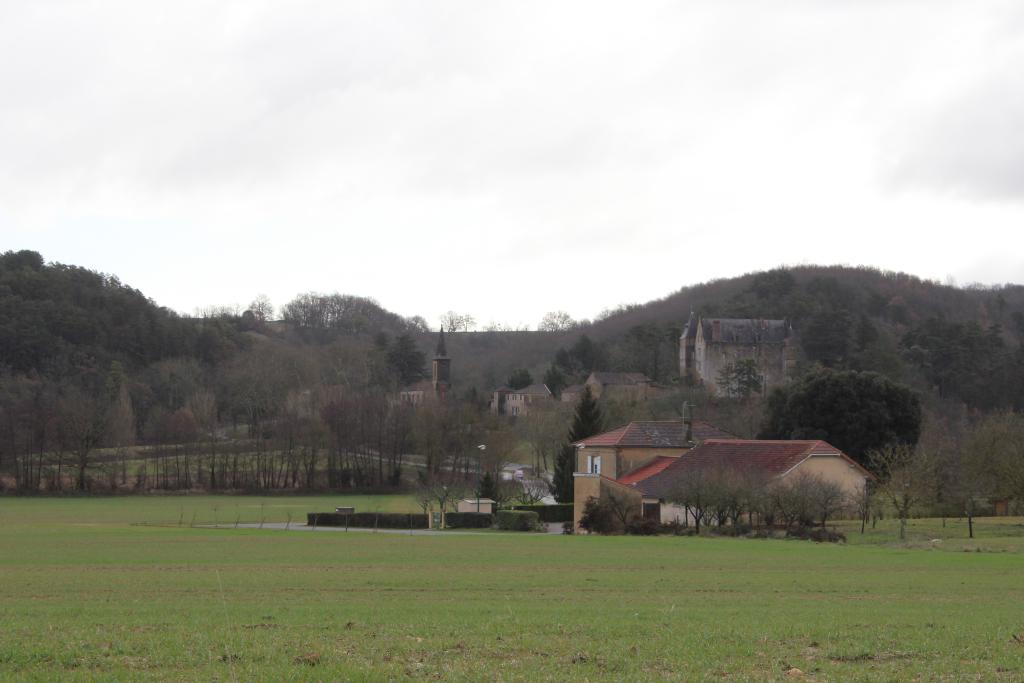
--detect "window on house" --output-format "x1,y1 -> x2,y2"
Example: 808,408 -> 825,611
586,455 -> 601,475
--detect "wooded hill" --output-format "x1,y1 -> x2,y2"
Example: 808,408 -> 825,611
446,265 -> 1024,412
3,251 -> 1023,412
1,250 -> 1022,493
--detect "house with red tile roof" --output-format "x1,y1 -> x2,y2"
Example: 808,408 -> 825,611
571,419 -> 735,529
574,438 -> 872,530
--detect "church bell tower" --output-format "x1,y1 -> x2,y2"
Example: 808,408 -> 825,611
432,326 -> 451,398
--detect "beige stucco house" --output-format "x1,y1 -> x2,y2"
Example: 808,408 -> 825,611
570,419 -> 735,528
575,438 -> 872,530
636,439 -> 871,525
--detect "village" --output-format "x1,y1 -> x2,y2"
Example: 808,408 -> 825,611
3,1 -> 1024,677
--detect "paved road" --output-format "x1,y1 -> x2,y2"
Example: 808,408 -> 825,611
198,522 -> 564,536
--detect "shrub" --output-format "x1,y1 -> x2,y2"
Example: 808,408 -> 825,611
443,512 -> 493,529
494,510 -> 541,531
561,521 -> 575,535
660,520 -> 695,536
306,512 -> 428,529
708,523 -> 753,537
577,497 -> 616,534
507,504 -> 573,523
785,526 -> 846,543
625,518 -> 661,536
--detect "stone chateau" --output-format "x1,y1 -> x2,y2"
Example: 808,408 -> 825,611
678,314 -> 796,395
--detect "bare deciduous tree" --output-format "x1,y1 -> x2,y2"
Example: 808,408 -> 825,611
248,294 -> 274,321
870,444 -> 936,540
512,478 -> 550,505
538,311 -> 577,332
58,388 -> 107,492
439,311 -> 476,333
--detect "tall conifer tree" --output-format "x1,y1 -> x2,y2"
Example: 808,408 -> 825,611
551,386 -> 604,503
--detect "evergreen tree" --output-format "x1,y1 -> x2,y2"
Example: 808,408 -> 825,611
759,368 -> 921,469
552,386 -> 604,503
476,471 -> 498,500
506,368 -> 533,390
543,365 -> 567,397
387,334 -> 427,386
567,385 -> 604,443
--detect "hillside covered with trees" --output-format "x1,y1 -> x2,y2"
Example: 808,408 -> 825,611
1,250 -> 1022,495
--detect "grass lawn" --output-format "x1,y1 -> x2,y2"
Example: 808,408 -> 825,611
1,497 -> 1023,681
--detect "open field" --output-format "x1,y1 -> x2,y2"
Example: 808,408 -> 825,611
1,497 -> 1024,681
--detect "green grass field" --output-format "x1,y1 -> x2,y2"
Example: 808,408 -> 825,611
1,496 -> 1023,681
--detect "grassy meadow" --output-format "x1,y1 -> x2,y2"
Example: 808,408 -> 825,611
1,496 -> 1023,681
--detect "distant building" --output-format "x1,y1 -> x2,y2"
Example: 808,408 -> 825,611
491,383 -> 553,416
560,372 -> 663,404
399,327 -> 452,405
560,384 -> 585,404
586,371 -> 659,401
572,425 -> 871,531
571,419 -> 736,480
570,417 -> 736,529
633,439 -> 872,526
457,498 -> 496,514
679,314 -> 796,395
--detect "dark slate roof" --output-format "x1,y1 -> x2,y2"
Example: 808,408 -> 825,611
510,384 -> 553,397
435,326 -> 448,357
588,372 -> 652,386
574,420 -> 736,448
635,439 -> 868,498
401,379 -> 434,393
700,318 -> 789,344
682,311 -> 698,339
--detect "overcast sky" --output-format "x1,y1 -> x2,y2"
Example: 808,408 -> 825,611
2,1 -> 1023,327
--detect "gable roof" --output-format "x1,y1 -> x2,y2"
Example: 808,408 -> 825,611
574,420 -> 736,448
699,318 -> 790,344
588,372 -> 652,386
401,379 -> 434,393
509,383 -> 553,397
616,456 -> 678,486
635,439 -> 870,498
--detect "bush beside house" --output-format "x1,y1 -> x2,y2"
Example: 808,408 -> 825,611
495,510 -> 541,531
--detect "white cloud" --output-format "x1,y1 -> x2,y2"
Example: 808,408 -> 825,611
1,1 -> 1022,325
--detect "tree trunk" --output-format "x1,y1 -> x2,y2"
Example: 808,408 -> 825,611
76,451 -> 88,491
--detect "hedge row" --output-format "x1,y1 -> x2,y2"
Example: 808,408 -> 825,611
443,512 -> 493,528
307,512 -> 428,529
508,504 -> 573,523
495,510 -> 540,531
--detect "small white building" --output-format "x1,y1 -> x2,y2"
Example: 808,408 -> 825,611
456,498 -> 496,514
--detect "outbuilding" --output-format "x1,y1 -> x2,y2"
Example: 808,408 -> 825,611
456,498 -> 496,514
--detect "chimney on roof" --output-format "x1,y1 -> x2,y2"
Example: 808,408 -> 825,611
683,401 -> 693,444
712,319 -> 721,341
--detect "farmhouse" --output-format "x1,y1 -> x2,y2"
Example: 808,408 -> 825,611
573,437 -> 871,530
570,419 -> 735,527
